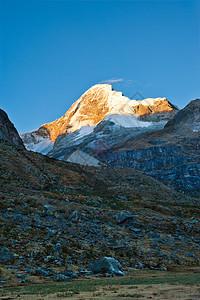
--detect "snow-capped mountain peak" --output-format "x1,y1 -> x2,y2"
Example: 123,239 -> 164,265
21,84 -> 176,155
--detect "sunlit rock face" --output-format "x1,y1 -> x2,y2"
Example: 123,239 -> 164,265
0,109 -> 24,147
42,84 -> 175,140
22,84 -> 176,154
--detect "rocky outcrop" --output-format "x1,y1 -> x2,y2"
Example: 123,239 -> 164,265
0,109 -> 24,147
97,139 -> 200,198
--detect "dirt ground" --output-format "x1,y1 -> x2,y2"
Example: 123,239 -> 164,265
1,283 -> 200,300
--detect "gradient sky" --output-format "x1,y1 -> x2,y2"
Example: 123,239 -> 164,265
1,0 -> 200,133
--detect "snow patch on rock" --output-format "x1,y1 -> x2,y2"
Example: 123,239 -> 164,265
104,114 -> 152,128
66,150 -> 101,167
21,133 -> 53,155
73,125 -> 96,140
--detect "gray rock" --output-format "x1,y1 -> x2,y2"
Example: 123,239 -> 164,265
44,256 -> 55,262
18,278 -> 30,284
116,211 -> 134,224
60,269 -> 78,278
54,274 -> 71,282
89,257 -> 125,276
129,227 -> 142,233
118,195 -> 127,200
78,269 -> 93,277
32,267 -> 53,277
68,211 -> 81,222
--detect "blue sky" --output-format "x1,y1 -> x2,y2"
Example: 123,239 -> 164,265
1,0 -> 200,133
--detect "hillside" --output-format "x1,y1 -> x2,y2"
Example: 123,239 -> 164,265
1,119 -> 200,286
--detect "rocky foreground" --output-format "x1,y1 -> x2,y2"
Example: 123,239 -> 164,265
0,108 -> 200,287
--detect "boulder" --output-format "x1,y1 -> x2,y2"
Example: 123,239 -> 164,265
89,257 -> 125,276
115,211 -> 135,224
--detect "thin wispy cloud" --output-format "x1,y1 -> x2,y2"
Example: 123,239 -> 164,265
99,78 -> 152,98
100,78 -> 150,87
100,78 -> 124,84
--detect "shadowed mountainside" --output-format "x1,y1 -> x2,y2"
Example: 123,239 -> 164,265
0,109 -> 24,147
95,99 -> 200,198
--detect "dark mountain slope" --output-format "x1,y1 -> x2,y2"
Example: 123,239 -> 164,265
96,99 -> 200,198
1,139 -> 195,204
0,109 -> 24,147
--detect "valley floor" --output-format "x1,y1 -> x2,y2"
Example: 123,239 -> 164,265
1,269 -> 200,299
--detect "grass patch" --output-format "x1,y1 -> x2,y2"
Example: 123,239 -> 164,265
1,272 -> 200,296
56,291 -> 79,297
